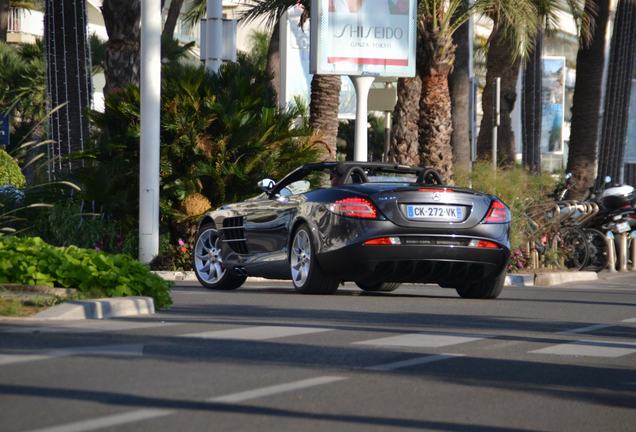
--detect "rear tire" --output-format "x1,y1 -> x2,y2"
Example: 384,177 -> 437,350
355,281 -> 401,292
193,223 -> 246,290
290,224 -> 339,294
456,268 -> 505,299
559,227 -> 589,270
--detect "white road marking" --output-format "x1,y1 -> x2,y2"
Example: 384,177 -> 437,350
23,376 -> 347,432
1,321 -> 177,334
180,325 -> 332,340
25,409 -> 171,432
621,318 -> 636,323
559,323 -> 612,335
366,354 -> 464,371
530,339 -> 636,358
209,376 -> 347,403
0,344 -> 144,366
354,332 -> 487,348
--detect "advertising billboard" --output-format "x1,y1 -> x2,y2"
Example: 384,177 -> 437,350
310,0 -> 416,77
281,6 -> 357,118
541,57 -> 566,154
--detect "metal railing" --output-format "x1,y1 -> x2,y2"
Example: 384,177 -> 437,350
8,8 -> 21,32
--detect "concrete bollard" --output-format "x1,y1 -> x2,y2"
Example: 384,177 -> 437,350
606,231 -> 617,273
618,232 -> 628,272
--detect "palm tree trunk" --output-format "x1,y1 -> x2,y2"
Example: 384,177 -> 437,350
162,0 -> 185,40
267,17 -> 281,104
0,0 -> 8,42
521,29 -> 543,173
388,76 -> 421,165
101,0 -> 140,98
566,0 -> 610,199
596,0 -> 636,186
309,74 -> 340,160
449,0 -> 471,174
419,71 -> 454,181
476,21 -> 521,166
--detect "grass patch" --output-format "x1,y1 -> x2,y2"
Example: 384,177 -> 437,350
0,289 -> 63,317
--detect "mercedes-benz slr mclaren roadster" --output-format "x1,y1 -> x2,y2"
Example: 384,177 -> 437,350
193,162 -> 511,298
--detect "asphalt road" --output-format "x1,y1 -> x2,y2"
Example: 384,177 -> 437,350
1,273 -> 635,432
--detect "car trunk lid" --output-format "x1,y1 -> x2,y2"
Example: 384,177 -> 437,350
370,185 -> 495,229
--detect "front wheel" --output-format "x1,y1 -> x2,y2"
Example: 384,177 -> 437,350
355,281 -> 401,292
290,224 -> 339,294
456,268 -> 505,299
193,223 -> 246,290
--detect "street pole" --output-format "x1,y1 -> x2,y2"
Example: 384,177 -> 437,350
351,76 -> 375,162
205,0 -> 223,73
492,76 -> 501,169
139,0 -> 161,263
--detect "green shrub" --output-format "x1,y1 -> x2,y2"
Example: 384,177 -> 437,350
0,236 -> 172,308
0,149 -> 26,188
454,162 -> 556,249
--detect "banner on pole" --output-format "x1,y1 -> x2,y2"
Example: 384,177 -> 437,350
310,0 -> 416,77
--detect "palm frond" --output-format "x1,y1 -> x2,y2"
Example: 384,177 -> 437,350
240,0 -> 308,28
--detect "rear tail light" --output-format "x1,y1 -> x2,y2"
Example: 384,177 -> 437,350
468,239 -> 500,249
329,197 -> 377,219
483,199 -> 510,223
363,237 -> 401,245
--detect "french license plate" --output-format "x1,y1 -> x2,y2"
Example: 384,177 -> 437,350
406,205 -> 464,221
616,221 -> 631,233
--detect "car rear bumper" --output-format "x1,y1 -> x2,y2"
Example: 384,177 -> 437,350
317,242 -> 510,285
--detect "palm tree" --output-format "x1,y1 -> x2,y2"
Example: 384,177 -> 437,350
162,0 -> 185,40
388,75 -> 422,165
391,0 -> 536,179
0,0 -> 8,41
449,0 -> 472,174
101,0 -> 140,97
412,1 -> 468,180
241,0 -> 340,161
522,0 -> 590,173
476,0 -> 537,166
596,0 -> 636,186
565,0 -> 610,200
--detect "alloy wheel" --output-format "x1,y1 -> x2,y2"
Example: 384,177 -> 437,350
194,229 -> 226,284
291,229 -> 311,287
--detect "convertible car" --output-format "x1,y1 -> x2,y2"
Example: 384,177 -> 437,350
193,162 -> 511,298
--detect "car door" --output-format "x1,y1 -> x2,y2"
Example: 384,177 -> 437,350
240,197 -> 296,260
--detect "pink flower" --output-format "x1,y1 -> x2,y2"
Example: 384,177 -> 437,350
178,238 -> 185,246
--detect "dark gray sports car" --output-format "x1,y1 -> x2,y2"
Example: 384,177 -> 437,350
193,162 -> 511,298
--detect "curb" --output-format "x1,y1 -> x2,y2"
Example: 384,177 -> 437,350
534,271 -> 598,286
32,296 -> 155,320
504,274 -> 535,287
154,270 -> 596,288
152,271 -> 279,283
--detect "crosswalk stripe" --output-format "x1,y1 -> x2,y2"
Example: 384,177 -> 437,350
0,344 -> 144,366
1,321 -> 177,334
366,354 -> 464,371
530,339 -> 636,358
354,332 -> 488,348
180,325 -> 332,340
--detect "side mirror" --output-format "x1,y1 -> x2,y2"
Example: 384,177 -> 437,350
258,178 -> 276,193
